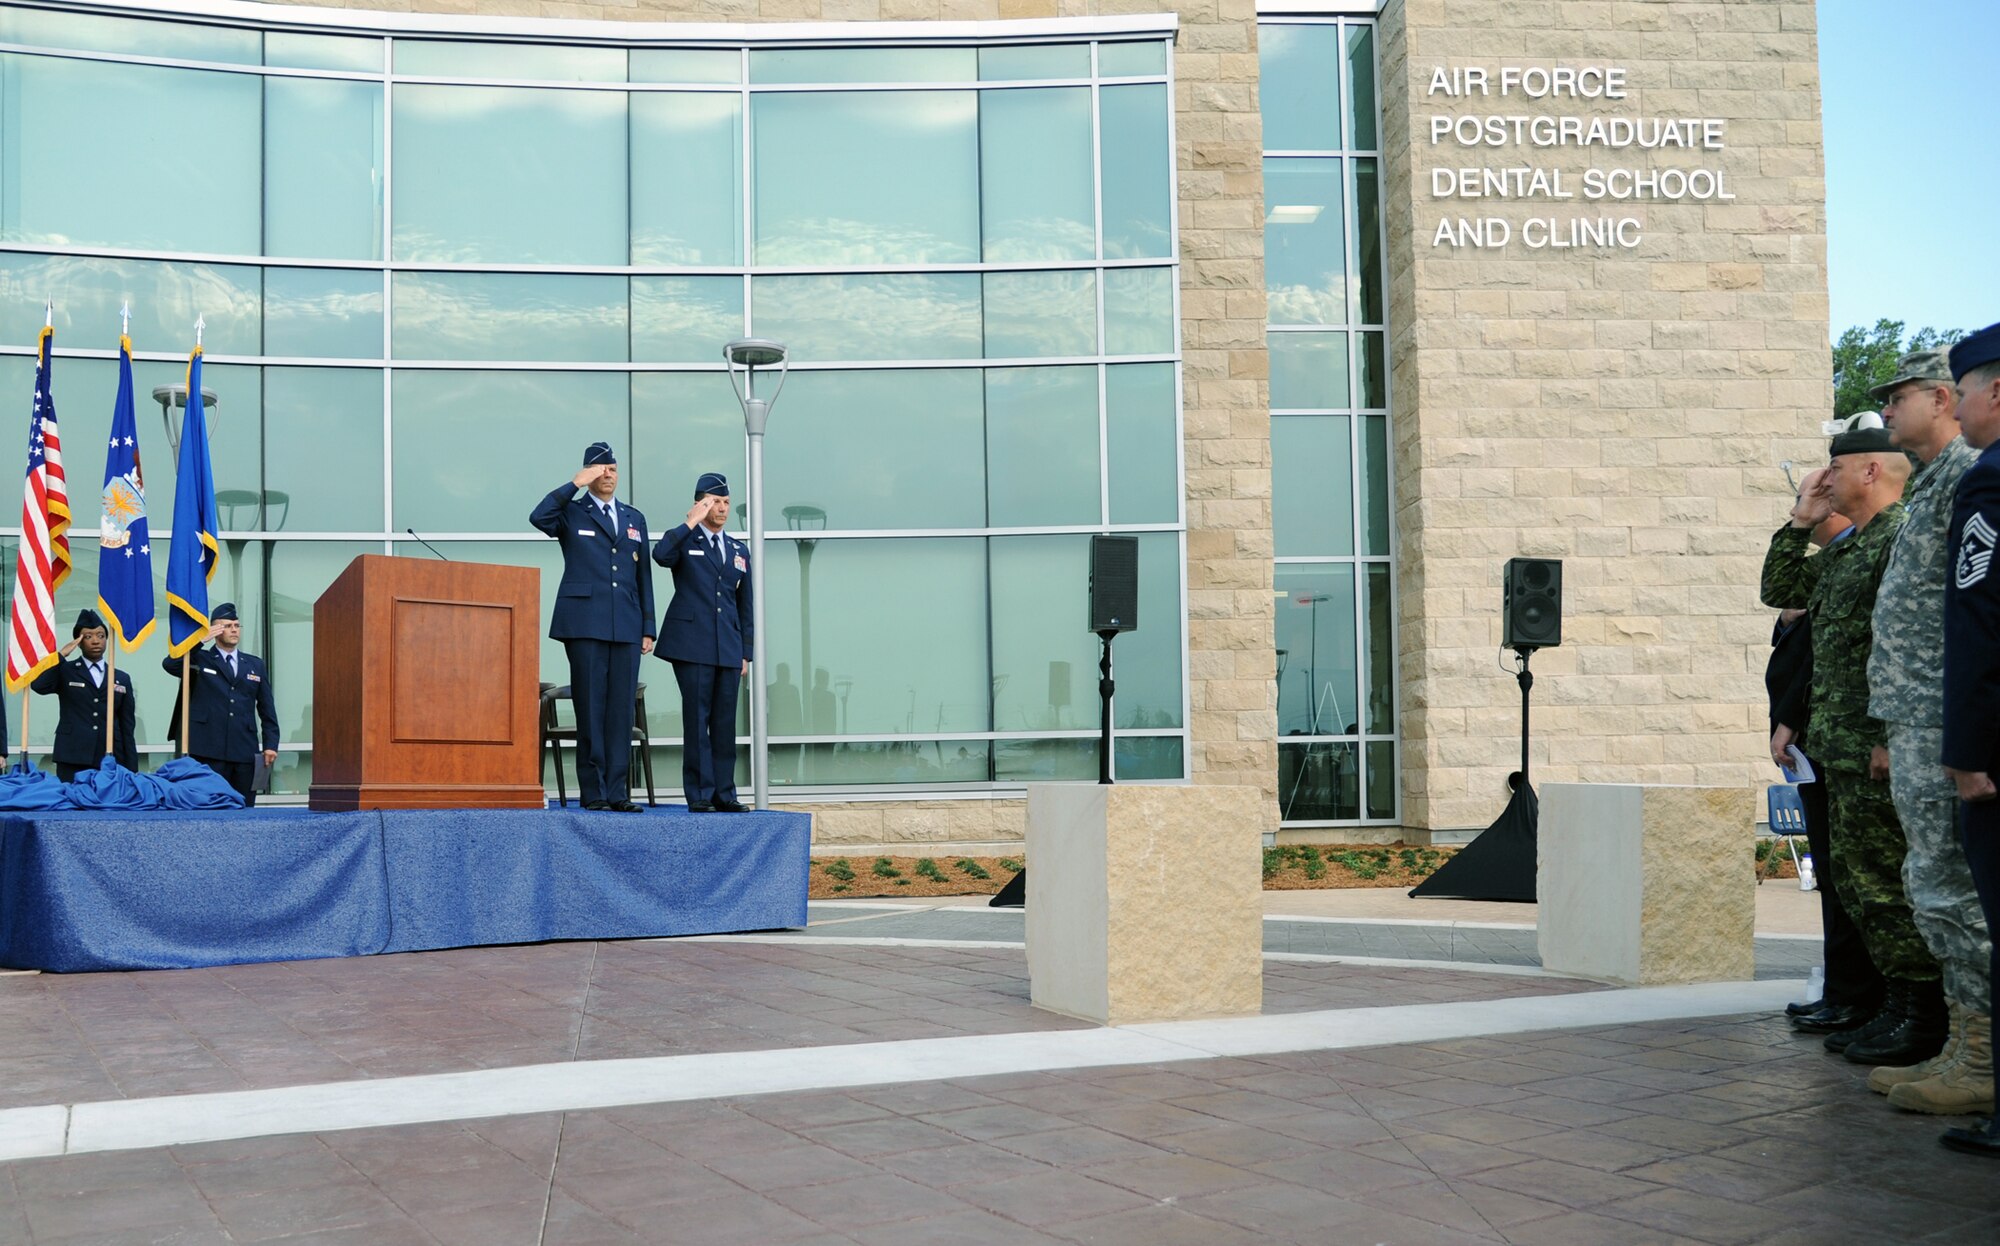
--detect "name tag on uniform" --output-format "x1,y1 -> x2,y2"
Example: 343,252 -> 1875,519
734,554 -> 747,572
200,667 -> 220,676
689,547 -> 705,556
576,528 -> 596,537
67,680 -> 86,689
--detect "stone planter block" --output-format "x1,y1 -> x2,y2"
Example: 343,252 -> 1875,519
1025,783 -> 1264,1025
1538,783 -> 1756,986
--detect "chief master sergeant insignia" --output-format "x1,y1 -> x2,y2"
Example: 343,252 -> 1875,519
1959,513 -> 1996,590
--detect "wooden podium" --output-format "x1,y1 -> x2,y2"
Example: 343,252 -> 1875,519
308,555 -> 544,810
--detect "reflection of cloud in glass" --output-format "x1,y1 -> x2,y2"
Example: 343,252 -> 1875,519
1267,285 -> 1348,325
754,216 -> 978,267
631,278 -> 742,363
983,271 -> 1095,358
0,253 -> 259,353
755,274 -> 980,360
981,217 -> 1097,264
392,274 -> 625,361
1102,220 -> 1171,261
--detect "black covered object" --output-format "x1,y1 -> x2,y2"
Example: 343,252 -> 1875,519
990,866 -> 1026,907
1408,781 -> 1537,902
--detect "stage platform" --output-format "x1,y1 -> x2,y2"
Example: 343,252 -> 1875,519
0,805 -> 810,973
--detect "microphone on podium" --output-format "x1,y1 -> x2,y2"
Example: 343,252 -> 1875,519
405,528 -> 451,561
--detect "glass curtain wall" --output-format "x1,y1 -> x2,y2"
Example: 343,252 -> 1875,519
0,5 -> 1186,797
1258,17 -> 1397,825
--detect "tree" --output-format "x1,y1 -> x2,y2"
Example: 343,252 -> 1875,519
1831,319 -> 1967,418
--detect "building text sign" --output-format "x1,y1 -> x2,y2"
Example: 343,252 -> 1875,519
1426,66 -> 1733,250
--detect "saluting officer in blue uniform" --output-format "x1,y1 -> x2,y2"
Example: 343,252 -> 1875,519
31,608 -> 137,780
162,602 -> 279,805
1943,321 -> 2000,1158
530,441 -> 657,812
654,471 -> 751,812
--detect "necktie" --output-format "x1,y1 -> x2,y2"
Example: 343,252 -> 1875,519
89,662 -> 102,687
227,652 -> 238,678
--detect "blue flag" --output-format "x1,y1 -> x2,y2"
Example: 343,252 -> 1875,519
97,334 -> 155,650
164,347 -> 218,658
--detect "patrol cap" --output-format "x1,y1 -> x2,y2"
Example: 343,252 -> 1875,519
582,441 -> 617,467
1949,322 -> 2000,382
1867,349 -> 1953,402
694,471 -> 730,499
1829,425 -> 1898,457
72,608 -> 104,637
211,602 -> 239,622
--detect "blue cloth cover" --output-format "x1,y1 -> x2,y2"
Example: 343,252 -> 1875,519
0,806 -> 810,972
152,756 -> 248,809
0,757 -> 245,811
0,764 -> 74,810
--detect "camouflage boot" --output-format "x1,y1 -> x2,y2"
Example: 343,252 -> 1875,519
1869,1001 -> 1965,1095
1887,1012 -> 1994,1116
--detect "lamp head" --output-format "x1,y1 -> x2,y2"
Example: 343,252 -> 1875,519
724,339 -> 787,368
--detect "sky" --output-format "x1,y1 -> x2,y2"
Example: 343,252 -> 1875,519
1819,0 -> 1999,338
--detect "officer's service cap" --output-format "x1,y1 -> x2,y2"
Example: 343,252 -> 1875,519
694,471 -> 729,499
1830,425 -> 1898,457
1949,322 -> 2000,382
72,608 -> 104,637
582,441 -> 617,467
212,602 -> 239,622
1867,349 -> 1954,401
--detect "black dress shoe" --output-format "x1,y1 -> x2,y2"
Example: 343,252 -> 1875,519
685,802 -> 715,813
1791,1002 -> 1873,1034
582,800 -> 612,811
609,800 -> 644,813
1941,1117 -> 2000,1158
712,798 -> 750,812
1787,997 -> 1826,1018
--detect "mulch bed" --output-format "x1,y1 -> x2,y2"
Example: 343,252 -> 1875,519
810,837 -> 1807,900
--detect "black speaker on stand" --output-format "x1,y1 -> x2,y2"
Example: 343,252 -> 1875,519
1410,557 -> 1562,902
993,535 -> 1139,909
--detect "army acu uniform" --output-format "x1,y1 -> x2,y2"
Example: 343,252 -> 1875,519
1762,426 -> 1942,1065
1862,349 -> 1993,1111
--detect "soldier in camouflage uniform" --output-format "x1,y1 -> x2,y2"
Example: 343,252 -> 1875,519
1862,350 -> 1993,1107
1763,424 -> 1941,1065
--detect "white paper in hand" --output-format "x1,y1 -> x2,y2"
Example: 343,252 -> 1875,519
1779,745 -> 1815,785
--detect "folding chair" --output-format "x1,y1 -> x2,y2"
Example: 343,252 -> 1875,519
1765,784 -> 1811,889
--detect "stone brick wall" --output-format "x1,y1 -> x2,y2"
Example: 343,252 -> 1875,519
1378,0 -> 1829,832
276,0 -> 1276,844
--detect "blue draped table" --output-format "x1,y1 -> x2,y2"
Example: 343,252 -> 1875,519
0,806 -> 810,972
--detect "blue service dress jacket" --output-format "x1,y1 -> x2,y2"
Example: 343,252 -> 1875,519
529,486 -> 657,644
1944,442 -> 2000,776
653,523 -> 753,668
161,646 -> 280,762
30,656 -> 138,770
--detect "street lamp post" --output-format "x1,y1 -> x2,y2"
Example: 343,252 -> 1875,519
723,338 -> 789,811
782,504 -> 825,782
152,385 -> 219,461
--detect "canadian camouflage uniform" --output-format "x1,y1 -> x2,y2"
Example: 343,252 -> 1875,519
1764,500 -> 1941,983
1871,436 -> 1992,1013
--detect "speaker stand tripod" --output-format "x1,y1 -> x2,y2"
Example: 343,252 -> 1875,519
1512,645 -> 1534,789
1096,628 -> 1119,785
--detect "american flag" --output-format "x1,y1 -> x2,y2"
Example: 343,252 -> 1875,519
6,326 -> 72,691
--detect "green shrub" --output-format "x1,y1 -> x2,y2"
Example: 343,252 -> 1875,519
822,858 -> 855,882
955,858 -> 991,880
999,858 -> 1022,873
915,858 -> 948,882
871,857 -> 901,878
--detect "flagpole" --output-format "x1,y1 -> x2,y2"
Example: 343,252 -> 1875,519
103,645 -> 116,762
178,663 -> 190,758
18,689 -> 28,773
